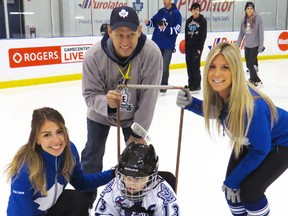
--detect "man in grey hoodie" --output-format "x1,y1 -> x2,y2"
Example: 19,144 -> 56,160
81,6 -> 163,207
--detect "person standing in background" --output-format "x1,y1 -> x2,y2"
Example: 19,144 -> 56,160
184,2 -> 207,92
144,0 -> 181,93
81,6 -> 162,208
237,1 -> 264,88
246,58 -> 259,74
99,23 -> 108,36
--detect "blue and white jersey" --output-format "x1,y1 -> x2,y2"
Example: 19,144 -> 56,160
185,88 -> 288,189
146,3 -> 182,50
7,142 -> 114,216
95,176 -> 180,216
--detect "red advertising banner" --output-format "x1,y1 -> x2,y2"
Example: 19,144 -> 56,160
9,46 -> 62,68
9,44 -> 92,68
278,31 -> 288,51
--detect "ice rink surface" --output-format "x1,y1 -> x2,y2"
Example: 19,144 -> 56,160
1,58 -> 288,215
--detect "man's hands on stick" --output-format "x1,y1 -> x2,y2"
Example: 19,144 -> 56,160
106,90 -> 122,109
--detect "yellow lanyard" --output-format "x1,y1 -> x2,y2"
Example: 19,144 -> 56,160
117,63 -> 131,82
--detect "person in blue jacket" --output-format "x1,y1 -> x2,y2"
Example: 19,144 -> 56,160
176,42 -> 288,216
144,0 -> 182,93
6,107 -> 115,216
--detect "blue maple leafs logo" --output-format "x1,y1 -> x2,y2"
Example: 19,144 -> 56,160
133,0 -> 144,14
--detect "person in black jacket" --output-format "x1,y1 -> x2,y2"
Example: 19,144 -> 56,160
185,2 -> 207,92
100,23 -> 108,36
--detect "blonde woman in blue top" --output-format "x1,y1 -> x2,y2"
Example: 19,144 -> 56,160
176,42 -> 288,215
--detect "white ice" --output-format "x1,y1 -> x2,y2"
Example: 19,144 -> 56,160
1,59 -> 288,215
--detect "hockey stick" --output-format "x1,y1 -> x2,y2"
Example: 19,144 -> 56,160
132,115 -> 183,194
175,108 -> 184,194
116,103 -> 121,161
117,84 -> 185,90
131,122 -> 152,144
115,84 -> 185,191
132,122 -> 179,191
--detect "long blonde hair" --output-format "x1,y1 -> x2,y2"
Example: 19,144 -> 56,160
6,107 -> 75,196
203,42 -> 278,156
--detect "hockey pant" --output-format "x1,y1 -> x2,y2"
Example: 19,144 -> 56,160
46,189 -> 90,216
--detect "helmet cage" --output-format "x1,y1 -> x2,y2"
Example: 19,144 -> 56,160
116,168 -> 158,202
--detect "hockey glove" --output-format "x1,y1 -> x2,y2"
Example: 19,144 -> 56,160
258,46 -> 265,53
110,166 -> 117,178
222,184 -> 241,203
176,88 -> 192,108
158,20 -> 166,26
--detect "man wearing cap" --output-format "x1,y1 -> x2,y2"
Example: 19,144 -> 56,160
81,6 -> 163,207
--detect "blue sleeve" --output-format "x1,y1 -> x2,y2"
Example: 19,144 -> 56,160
163,10 -> 182,36
7,168 -> 41,216
224,99 -> 271,189
146,10 -> 162,28
69,142 -> 114,191
185,97 -> 204,116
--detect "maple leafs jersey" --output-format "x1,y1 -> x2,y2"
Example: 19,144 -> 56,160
95,176 -> 180,216
7,142 -> 114,216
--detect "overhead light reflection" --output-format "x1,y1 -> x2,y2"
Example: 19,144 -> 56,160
9,12 -> 35,15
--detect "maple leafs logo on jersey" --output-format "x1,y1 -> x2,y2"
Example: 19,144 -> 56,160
188,20 -> 200,37
157,183 -> 176,205
34,183 -> 64,210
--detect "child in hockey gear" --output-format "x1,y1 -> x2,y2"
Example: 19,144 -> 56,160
176,42 -> 288,216
6,107 -> 115,216
94,142 -> 180,215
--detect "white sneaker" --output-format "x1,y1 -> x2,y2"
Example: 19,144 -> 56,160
254,81 -> 263,88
